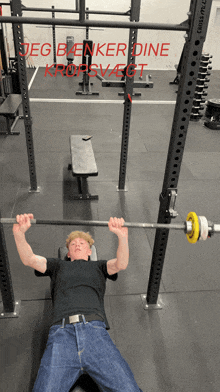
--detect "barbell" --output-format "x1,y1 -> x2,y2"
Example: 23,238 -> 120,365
0,212 -> 219,244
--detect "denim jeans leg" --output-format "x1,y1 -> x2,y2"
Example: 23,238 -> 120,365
80,321 -> 143,392
33,325 -> 82,392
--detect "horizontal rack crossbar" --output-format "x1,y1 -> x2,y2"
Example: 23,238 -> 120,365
21,7 -> 129,16
0,16 -> 188,31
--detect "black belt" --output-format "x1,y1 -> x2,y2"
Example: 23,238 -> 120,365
53,313 -> 104,326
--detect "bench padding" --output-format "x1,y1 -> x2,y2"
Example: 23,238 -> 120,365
70,135 -> 98,176
0,94 -> 22,115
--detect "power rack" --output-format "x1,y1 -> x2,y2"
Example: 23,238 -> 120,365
0,0 -> 213,315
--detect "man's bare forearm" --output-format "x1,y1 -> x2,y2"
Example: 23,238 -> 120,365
14,232 -> 34,266
115,235 -> 129,270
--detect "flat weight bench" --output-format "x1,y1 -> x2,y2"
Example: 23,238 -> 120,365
0,94 -> 22,135
68,135 -> 98,200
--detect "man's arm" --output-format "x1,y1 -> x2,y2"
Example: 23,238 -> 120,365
107,217 -> 129,275
13,214 -> 47,273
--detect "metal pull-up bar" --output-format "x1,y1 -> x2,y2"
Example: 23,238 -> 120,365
0,16 -> 188,31
22,9 -> 129,16
1,3 -> 129,16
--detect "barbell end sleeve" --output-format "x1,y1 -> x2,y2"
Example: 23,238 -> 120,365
213,224 -> 220,233
0,218 -> 37,224
185,220 -> 193,234
0,218 -> 17,224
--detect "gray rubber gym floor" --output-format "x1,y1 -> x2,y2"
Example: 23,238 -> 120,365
1,68 -> 220,392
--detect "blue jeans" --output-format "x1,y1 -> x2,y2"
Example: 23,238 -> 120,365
33,318 -> 143,392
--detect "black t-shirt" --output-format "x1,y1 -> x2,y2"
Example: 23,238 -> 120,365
35,258 -> 118,329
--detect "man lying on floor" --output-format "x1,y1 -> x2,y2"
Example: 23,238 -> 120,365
13,213 -> 143,392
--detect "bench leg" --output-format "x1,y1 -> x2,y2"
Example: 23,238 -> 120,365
73,176 -> 98,200
76,73 -> 99,96
77,176 -> 83,194
0,115 -> 20,135
10,113 -> 20,135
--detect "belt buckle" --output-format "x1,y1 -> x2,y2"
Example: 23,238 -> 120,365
69,314 -> 81,324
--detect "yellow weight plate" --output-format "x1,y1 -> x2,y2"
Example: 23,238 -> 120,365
186,212 -> 200,244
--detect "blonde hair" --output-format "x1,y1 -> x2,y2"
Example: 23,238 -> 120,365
66,231 -> 94,249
